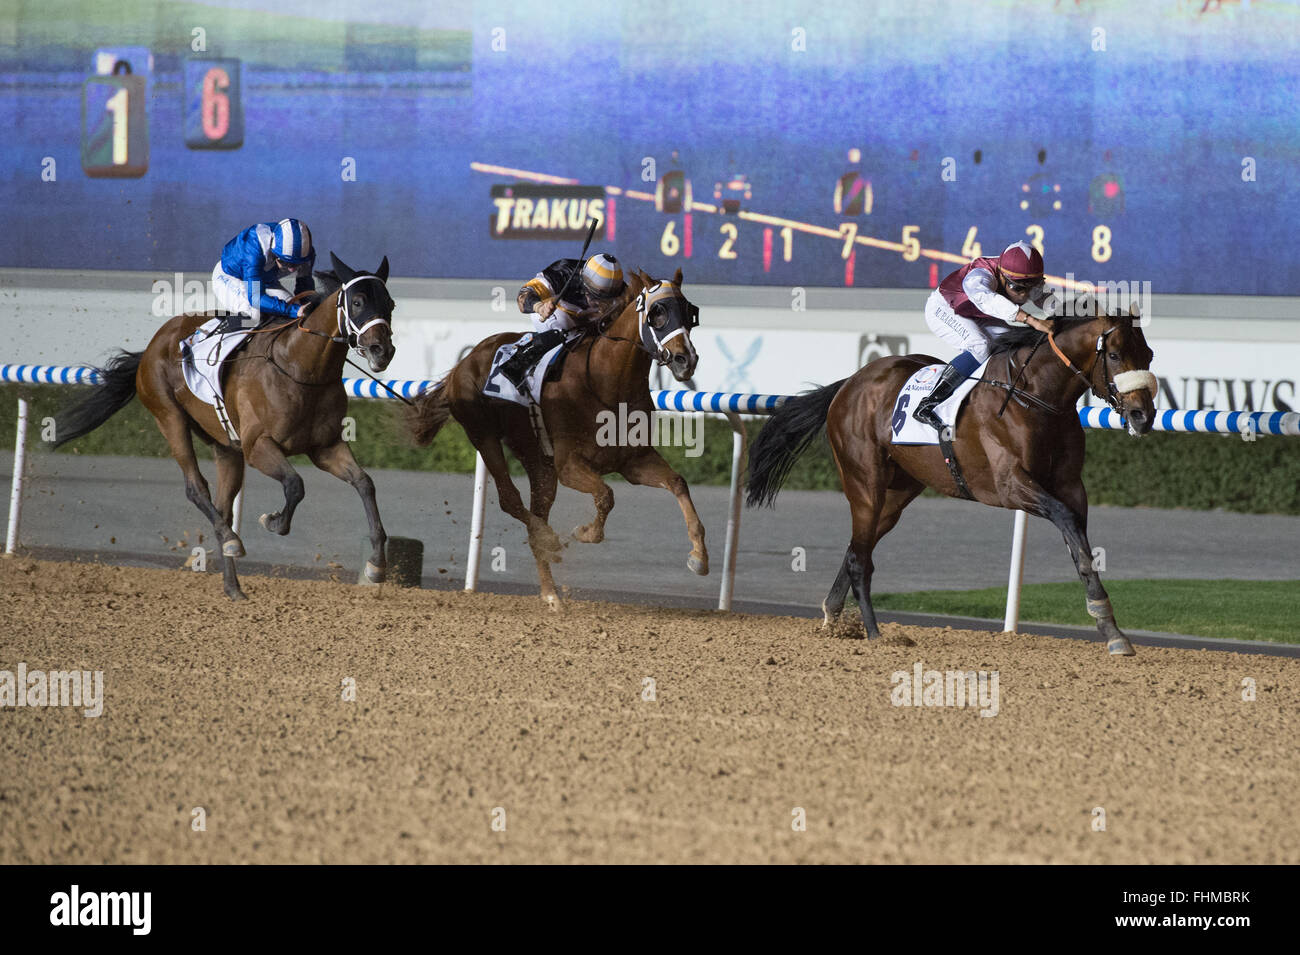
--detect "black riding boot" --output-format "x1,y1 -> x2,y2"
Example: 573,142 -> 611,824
500,329 -> 566,391
912,363 -> 968,431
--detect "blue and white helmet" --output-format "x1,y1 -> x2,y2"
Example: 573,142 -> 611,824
271,218 -> 312,264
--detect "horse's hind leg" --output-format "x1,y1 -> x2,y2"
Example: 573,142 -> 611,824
823,479 -> 923,627
617,449 -> 708,576
310,441 -> 387,584
212,443 -> 248,599
246,436 -> 305,536
822,550 -> 854,626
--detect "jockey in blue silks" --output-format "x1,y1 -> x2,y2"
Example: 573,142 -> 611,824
211,218 -> 316,328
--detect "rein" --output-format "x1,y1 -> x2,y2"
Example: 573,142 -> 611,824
981,324 -> 1123,417
191,277 -> 396,390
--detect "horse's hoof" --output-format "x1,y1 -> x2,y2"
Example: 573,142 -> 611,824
688,554 -> 709,576
571,524 -> 603,544
1107,636 -> 1136,656
259,513 -> 289,536
543,592 -> 562,612
225,587 -> 247,602
364,561 -> 386,584
222,539 -> 245,558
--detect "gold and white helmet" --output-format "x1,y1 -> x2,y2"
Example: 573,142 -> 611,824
580,253 -> 625,299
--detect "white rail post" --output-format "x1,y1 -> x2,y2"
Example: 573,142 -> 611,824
464,452 -> 487,591
1003,509 -> 1029,632
719,411 -> 747,611
5,397 -> 29,555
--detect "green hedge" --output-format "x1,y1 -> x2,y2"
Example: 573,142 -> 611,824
3,384 -> 1297,514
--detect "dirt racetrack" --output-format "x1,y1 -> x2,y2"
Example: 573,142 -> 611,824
1,557 -> 1296,864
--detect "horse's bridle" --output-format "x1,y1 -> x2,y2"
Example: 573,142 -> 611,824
580,281 -> 698,407
1004,323 -> 1155,416
286,274 -> 391,351
634,281 -> 699,361
1047,326 -> 1122,411
335,274 -> 391,348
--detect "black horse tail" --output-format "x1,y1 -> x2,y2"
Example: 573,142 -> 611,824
746,378 -> 847,509
51,350 -> 143,448
406,379 -> 451,447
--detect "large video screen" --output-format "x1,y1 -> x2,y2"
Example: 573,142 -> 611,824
2,0 -> 1297,294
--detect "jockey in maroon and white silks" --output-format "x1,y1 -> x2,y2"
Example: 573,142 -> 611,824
912,240 -> 1057,431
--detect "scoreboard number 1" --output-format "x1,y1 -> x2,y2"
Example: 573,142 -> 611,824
80,61 -> 148,178
185,58 -> 244,149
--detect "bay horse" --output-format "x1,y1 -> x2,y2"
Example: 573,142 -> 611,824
746,300 -> 1157,655
52,253 -> 396,601
407,267 -> 705,609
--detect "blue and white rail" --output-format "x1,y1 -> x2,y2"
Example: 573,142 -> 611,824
5,364 -> 1298,624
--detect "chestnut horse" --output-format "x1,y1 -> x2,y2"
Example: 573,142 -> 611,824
53,253 -> 397,601
407,268 -> 705,608
746,301 -> 1157,655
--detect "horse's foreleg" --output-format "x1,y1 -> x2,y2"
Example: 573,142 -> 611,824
472,432 -> 564,601
1009,474 -> 1133,656
558,453 -> 616,547
212,443 -> 248,599
310,441 -> 387,584
617,450 -> 707,576
520,450 -> 561,607
212,444 -> 246,556
154,410 -> 244,599
246,435 -> 304,537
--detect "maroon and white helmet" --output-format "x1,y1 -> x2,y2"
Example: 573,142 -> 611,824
998,240 -> 1044,284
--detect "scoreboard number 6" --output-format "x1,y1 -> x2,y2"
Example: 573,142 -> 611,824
202,68 -> 230,139
185,58 -> 243,149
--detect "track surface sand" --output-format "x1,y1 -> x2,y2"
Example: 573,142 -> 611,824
2,558 -> 1296,864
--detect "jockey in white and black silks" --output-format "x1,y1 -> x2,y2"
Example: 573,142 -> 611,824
499,252 -> 627,390
913,240 -> 1057,430
211,218 -> 317,330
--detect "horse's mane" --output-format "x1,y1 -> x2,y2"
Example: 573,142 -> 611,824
987,294 -> 1134,357
987,323 -> 1049,356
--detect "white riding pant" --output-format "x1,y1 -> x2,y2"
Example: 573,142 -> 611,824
529,309 -> 579,335
923,288 -> 1012,364
212,263 -> 292,322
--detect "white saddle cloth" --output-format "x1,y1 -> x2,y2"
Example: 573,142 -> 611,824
889,358 -> 990,446
179,318 -> 250,442
482,334 -> 567,408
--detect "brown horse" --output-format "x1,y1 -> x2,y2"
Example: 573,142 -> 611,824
53,253 -> 396,601
407,267 -> 706,608
746,300 -> 1157,655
